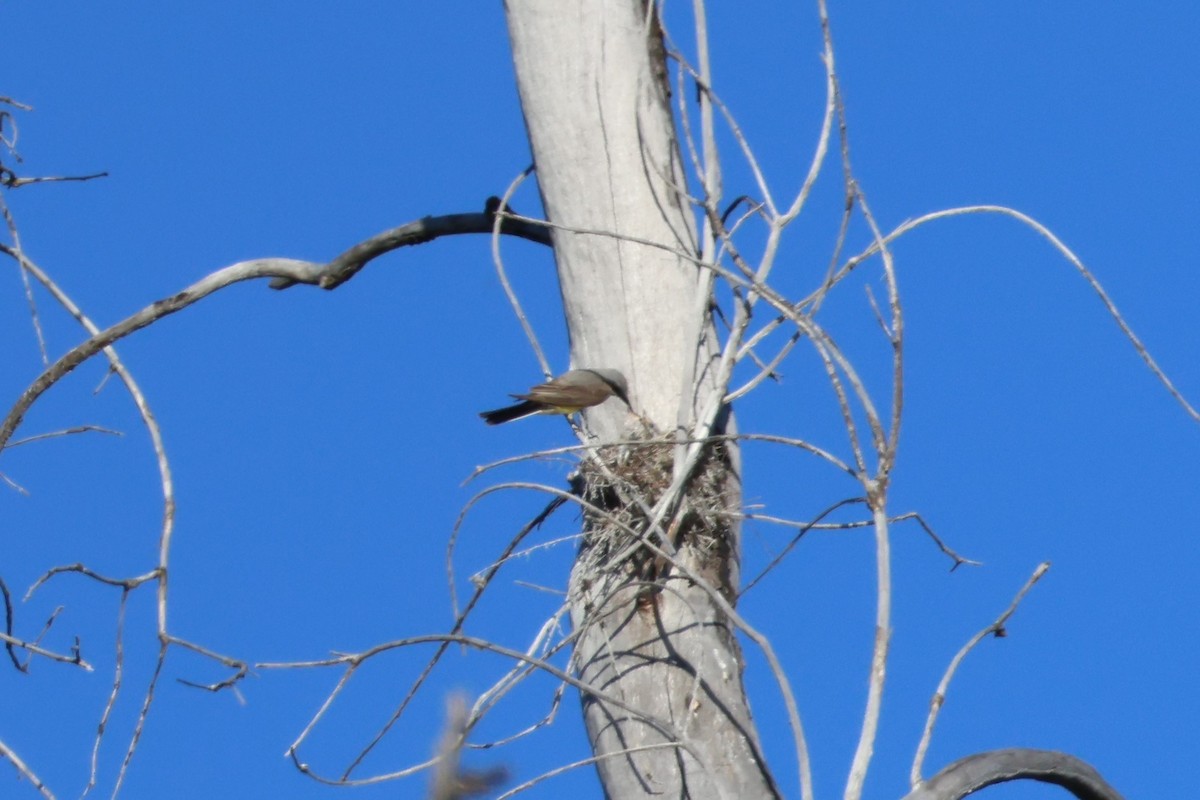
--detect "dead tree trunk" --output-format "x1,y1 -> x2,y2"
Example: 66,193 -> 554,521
505,2 -> 777,797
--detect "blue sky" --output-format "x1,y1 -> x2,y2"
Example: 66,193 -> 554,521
2,3 -> 1197,799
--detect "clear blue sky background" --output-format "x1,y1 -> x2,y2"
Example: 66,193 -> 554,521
2,3 -> 1197,799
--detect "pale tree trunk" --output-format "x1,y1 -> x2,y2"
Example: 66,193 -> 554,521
505,2 -> 778,797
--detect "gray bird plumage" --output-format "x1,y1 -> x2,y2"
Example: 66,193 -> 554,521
480,368 -> 631,425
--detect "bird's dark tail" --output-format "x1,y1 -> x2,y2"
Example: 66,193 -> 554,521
479,401 -> 541,426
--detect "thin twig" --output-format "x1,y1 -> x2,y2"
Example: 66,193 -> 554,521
741,497 -> 866,593
889,512 -> 982,569
259,633 -> 700,787
0,630 -> 91,670
24,564 -> 159,600
0,194 -> 48,362
7,425 -> 122,449
910,562 -> 1051,787
489,169 -> 552,378
0,576 -> 20,670
0,736 -> 54,800
83,589 -> 129,797
111,642 -> 168,797
334,491 -> 567,781
829,204 -> 1200,424
1,170 -> 108,189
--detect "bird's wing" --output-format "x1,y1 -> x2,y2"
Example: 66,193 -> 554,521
519,382 -> 602,406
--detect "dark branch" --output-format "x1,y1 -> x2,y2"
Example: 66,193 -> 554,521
0,576 -> 22,672
0,168 -> 109,188
902,749 -> 1125,800
269,197 -> 553,290
0,197 -> 554,451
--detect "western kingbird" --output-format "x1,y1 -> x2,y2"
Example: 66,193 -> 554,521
480,368 -> 630,426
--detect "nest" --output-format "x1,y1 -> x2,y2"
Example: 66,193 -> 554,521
574,430 -> 736,595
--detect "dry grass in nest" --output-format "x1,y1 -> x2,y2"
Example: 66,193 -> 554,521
575,432 -> 735,586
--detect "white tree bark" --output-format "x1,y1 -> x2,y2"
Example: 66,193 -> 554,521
505,2 -> 777,797
505,0 -> 701,437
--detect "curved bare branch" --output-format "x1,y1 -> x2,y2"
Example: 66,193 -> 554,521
902,748 -> 1125,800
269,199 -> 553,290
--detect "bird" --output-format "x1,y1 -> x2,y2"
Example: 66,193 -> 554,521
480,368 -> 631,426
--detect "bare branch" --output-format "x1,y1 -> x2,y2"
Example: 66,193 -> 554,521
0,197 -> 563,456
844,502 -> 892,800
0,576 -> 19,671
911,562 -> 1051,785
1,170 -> 108,189
903,748 -> 1125,800
6,425 -> 122,449
0,236 -> 179,643
25,564 -> 159,600
0,96 -> 34,110
740,497 -> 866,594
259,633 -> 702,787
0,736 -> 54,800
84,589 -> 129,797
0,630 -> 91,670
0,195 -> 48,362
168,635 -> 250,694
268,197 -> 553,290
835,204 -> 1200,425
488,169 -> 553,377
333,488 -> 568,781
0,258 -> 320,451
112,643 -> 168,797
889,512 -> 981,570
